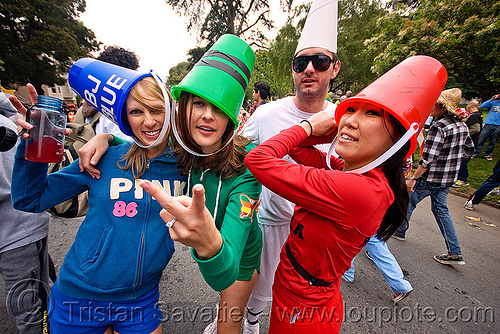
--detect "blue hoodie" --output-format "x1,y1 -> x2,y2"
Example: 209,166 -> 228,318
480,99 -> 500,126
12,141 -> 187,301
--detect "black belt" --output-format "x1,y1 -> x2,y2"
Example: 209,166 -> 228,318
285,242 -> 333,287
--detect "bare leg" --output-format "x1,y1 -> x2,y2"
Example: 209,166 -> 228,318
217,270 -> 259,334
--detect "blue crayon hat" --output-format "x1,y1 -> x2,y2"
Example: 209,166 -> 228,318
68,58 -> 152,137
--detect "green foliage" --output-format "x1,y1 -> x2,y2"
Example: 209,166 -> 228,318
0,0 -> 99,94
187,46 -> 209,64
366,0 -> 500,99
166,61 -> 191,88
246,49 -> 292,102
336,0 -> 387,93
250,4 -> 309,99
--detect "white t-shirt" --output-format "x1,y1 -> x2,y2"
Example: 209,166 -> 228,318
241,96 -> 336,225
92,115 -> 133,141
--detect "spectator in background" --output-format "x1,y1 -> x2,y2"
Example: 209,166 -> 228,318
393,88 -> 474,266
249,81 -> 270,114
73,45 -> 138,140
67,104 -> 77,122
342,235 -> 413,304
471,94 -> 500,161
339,89 -> 352,102
1,109 -> 52,334
453,99 -> 483,187
465,158 -> 500,210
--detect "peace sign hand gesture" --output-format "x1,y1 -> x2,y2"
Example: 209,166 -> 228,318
140,181 -> 223,260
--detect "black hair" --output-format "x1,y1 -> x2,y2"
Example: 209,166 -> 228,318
253,81 -> 271,100
376,112 -> 411,241
97,46 -> 139,70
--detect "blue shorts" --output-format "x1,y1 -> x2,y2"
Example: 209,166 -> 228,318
48,281 -> 162,334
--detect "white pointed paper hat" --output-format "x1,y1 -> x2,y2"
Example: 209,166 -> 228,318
295,0 -> 338,56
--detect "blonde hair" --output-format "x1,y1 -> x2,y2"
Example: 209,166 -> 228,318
119,76 -> 173,178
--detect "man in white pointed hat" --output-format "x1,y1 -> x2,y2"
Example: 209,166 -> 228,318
241,1 -> 340,332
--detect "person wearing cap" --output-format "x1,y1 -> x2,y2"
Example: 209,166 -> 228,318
240,1 -> 341,332
245,55 -> 445,333
471,93 -> 500,161
393,88 -> 474,266
77,35 -> 262,334
10,76 -> 189,334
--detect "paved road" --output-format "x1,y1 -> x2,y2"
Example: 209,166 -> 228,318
1,191 -> 499,333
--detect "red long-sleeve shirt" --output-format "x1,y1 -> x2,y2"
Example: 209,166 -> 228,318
245,125 -> 394,307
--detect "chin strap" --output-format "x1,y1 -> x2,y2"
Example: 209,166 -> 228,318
326,122 -> 419,174
170,97 -> 236,157
133,71 -> 173,149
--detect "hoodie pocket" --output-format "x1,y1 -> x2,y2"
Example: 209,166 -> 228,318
80,227 -> 110,272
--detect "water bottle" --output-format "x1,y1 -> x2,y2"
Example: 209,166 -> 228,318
25,95 -> 67,163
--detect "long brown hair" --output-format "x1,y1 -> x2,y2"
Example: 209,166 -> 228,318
173,91 -> 251,179
119,76 -> 172,178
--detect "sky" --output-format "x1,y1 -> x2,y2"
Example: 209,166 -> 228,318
79,0 -> 307,80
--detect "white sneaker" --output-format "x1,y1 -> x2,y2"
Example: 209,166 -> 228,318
464,200 -> 474,211
203,304 -> 218,334
243,318 -> 260,334
487,187 -> 500,196
392,289 -> 413,304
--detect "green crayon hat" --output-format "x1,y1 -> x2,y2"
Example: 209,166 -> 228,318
171,34 -> 255,129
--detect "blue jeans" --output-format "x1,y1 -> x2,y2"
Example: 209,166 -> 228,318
470,166 -> 500,204
472,124 -> 500,158
457,157 -> 471,182
396,179 -> 462,255
343,236 -> 412,294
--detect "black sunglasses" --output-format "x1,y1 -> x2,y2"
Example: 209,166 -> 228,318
292,54 -> 335,73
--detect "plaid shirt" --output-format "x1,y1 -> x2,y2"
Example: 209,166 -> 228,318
419,114 -> 474,188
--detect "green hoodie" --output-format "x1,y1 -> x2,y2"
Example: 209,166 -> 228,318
189,143 -> 262,291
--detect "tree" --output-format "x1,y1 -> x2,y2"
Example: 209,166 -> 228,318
0,0 -> 99,94
165,0 -> 294,46
264,1 -> 387,97
166,61 -> 191,88
366,0 -> 500,99
246,49 -> 294,101
336,0 -> 387,93
263,3 -> 309,98
187,46 -> 209,65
